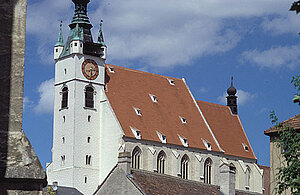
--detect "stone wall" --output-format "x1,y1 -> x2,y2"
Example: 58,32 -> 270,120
0,0 -> 47,194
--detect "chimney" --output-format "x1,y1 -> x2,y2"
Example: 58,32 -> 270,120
118,152 -> 131,174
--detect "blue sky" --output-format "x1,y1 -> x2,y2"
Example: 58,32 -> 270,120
23,0 -> 299,168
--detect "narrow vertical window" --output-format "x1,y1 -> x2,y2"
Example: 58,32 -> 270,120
204,158 -> 213,184
63,116 -> 66,122
181,155 -> 189,179
132,147 -> 141,169
87,137 -> 91,143
61,87 -> 68,108
86,155 -> 91,165
85,86 -> 94,108
245,166 -> 251,190
84,176 -> 87,183
157,151 -> 166,174
88,115 -> 91,122
64,68 -> 67,75
62,137 -> 65,143
61,155 -> 65,166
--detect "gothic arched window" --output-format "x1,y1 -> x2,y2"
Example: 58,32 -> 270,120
132,147 -> 141,169
61,87 -> 68,108
245,166 -> 251,189
181,154 -> 189,179
157,151 -> 166,174
85,86 -> 94,108
204,158 -> 213,184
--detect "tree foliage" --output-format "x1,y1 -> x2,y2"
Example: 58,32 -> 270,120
269,76 -> 300,194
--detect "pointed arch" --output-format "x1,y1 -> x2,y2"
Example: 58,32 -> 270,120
245,166 -> 251,189
132,146 -> 141,169
85,85 -> 94,108
157,150 -> 166,174
181,154 -> 189,179
204,158 -> 213,184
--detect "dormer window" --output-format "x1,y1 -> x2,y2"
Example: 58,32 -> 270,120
167,78 -> 175,85
130,127 -> 141,139
242,143 -> 249,151
156,131 -> 166,144
134,107 -> 142,116
149,94 -> 158,103
108,67 -> 115,73
178,135 -> 188,147
202,139 -> 212,151
179,116 -> 187,124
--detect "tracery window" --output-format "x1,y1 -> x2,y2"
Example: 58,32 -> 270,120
181,155 -> 189,179
85,86 -> 94,108
132,147 -> 141,169
204,158 -> 213,184
157,151 -> 166,174
61,87 -> 68,108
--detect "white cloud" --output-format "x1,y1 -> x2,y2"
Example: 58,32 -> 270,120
217,89 -> 256,105
197,87 -> 207,94
23,96 -> 33,111
27,0 -> 293,67
34,78 -> 55,114
262,14 -> 300,35
241,45 -> 300,69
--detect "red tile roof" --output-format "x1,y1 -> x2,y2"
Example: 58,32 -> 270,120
264,114 -> 300,135
197,100 -> 256,159
105,64 -> 256,159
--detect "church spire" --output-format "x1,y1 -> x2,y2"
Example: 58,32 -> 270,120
55,21 -> 64,47
97,20 -> 106,46
70,0 -> 92,29
226,76 -> 238,115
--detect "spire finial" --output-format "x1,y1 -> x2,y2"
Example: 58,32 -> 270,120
231,76 -> 233,87
98,19 -> 106,46
55,21 -> 64,47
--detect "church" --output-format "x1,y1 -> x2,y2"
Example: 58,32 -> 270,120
46,0 -> 265,194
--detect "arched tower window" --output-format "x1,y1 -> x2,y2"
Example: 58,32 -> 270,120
157,151 -> 166,174
132,147 -> 141,169
61,87 -> 68,108
181,154 -> 189,179
245,166 -> 251,190
86,155 -> 91,165
85,86 -> 94,108
204,158 -> 213,184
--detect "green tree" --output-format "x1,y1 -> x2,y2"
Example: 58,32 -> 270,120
269,76 -> 300,194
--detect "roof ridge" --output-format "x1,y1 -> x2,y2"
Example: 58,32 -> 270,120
105,63 -> 182,81
196,100 -> 228,108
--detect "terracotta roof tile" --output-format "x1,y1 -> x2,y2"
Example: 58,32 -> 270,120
130,169 -> 223,195
105,64 -> 220,152
196,100 -> 256,160
264,114 -> 300,135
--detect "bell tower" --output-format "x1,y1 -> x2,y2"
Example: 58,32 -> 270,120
226,77 -> 238,115
47,0 -> 107,194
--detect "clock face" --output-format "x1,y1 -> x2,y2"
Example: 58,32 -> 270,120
82,59 -> 99,80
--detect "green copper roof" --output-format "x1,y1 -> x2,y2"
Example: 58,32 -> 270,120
72,23 -> 83,41
97,20 -> 106,46
55,21 -> 64,47
70,0 -> 92,29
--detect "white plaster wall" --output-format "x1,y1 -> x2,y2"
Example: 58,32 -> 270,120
124,140 -> 263,194
98,89 -> 124,184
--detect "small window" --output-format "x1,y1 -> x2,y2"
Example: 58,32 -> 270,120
63,116 -> 65,122
167,78 -> 175,85
149,94 -> 158,103
88,115 -> 91,122
56,48 -> 58,52
245,166 -> 251,190
87,137 -> 91,143
242,143 -> 249,151
181,155 -> 189,179
64,69 -> 67,75
156,131 -> 166,143
74,42 -> 78,46
134,107 -> 142,116
71,43 -> 72,47
62,137 -> 65,143
130,127 -> 141,139
202,138 -> 212,151
84,176 -> 87,183
108,67 -> 115,73
61,155 -> 65,166
178,135 -> 188,147
86,155 -> 91,165
80,43 -> 83,47
179,116 -> 187,124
